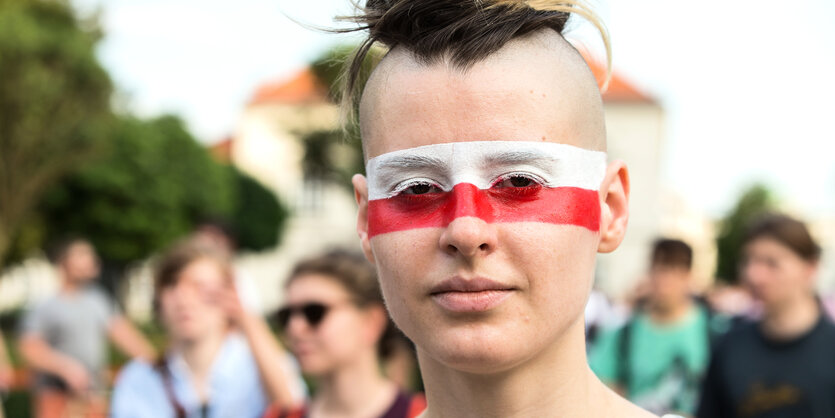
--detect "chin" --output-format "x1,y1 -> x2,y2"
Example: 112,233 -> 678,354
420,322 -> 547,375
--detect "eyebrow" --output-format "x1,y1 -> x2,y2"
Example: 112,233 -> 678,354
375,154 -> 448,172
483,150 -> 560,172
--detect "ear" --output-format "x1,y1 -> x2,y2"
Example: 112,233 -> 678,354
597,160 -> 630,253
353,174 -> 376,264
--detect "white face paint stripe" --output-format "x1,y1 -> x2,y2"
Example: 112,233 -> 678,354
365,141 -> 607,201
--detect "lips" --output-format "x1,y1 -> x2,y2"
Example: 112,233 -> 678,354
430,276 -> 516,313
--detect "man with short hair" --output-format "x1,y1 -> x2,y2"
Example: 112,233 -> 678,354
697,214 -> 835,417
590,238 -> 718,416
17,237 -> 155,418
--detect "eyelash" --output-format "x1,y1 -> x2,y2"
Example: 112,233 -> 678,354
490,172 -> 546,188
391,178 -> 445,196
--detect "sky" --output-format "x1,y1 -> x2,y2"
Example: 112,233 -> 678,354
70,0 -> 835,218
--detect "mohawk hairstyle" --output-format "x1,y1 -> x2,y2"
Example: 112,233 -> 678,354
335,0 -> 611,127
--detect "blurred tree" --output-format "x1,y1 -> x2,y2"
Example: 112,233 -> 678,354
298,44 -> 383,190
31,115 -> 235,290
714,184 -> 775,283
228,166 -> 289,252
301,129 -> 365,191
0,0 -> 113,271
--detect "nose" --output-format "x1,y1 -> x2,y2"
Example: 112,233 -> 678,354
285,313 -> 312,337
439,216 -> 497,258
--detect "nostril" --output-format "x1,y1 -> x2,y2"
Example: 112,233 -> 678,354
479,243 -> 489,251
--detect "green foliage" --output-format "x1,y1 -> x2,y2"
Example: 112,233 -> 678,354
299,44 -> 383,190
301,130 -> 365,191
714,184 -> 775,283
229,167 -> 289,252
0,0 -> 113,269
35,115 -> 235,266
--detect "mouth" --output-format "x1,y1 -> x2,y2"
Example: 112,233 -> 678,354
430,276 -> 516,313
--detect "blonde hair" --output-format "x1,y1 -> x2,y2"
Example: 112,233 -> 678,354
335,0 -> 611,131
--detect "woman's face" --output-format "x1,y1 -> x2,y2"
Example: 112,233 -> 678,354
354,33 -> 623,374
159,258 -> 229,343
282,274 -> 381,376
741,237 -> 817,309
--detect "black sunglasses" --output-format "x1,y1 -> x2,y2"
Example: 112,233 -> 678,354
276,302 -> 330,330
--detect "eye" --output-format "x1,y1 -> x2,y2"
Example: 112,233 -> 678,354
492,173 -> 543,189
393,180 -> 444,196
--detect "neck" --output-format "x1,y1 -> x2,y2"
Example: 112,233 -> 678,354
761,293 -> 820,340
418,319 -> 620,418
173,328 -> 229,399
60,276 -> 83,293
648,297 -> 693,324
312,349 -> 393,418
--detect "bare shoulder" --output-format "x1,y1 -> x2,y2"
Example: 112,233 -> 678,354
608,394 -> 656,418
595,381 -> 656,418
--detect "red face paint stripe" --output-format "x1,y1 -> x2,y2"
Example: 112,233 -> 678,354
367,183 -> 600,238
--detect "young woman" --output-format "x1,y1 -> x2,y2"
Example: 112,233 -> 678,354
697,214 -> 835,417
331,0 -> 666,416
267,250 -> 424,418
111,241 -> 302,417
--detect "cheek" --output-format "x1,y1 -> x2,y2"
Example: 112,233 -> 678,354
370,229 -> 441,328
318,312 -> 370,356
506,224 -> 597,320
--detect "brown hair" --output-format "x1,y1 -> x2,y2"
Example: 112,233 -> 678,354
335,0 -> 611,127
46,235 -> 92,265
651,238 -> 693,271
285,249 -> 402,359
744,213 -> 821,263
153,240 -> 234,313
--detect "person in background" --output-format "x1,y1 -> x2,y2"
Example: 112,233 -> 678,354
0,331 -> 12,418
191,218 -> 263,314
266,250 -> 425,418
111,240 -> 299,417
590,238 -> 721,416
584,286 -> 625,350
697,214 -> 835,417
17,237 -> 155,418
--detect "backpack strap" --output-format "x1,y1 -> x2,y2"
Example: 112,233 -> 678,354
615,318 -> 634,390
156,357 -> 187,418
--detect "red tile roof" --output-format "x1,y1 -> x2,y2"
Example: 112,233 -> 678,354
250,57 -> 652,105
583,54 -> 653,103
249,68 -> 329,106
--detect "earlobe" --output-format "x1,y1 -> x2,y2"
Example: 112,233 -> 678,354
597,161 -> 630,253
353,174 -> 376,264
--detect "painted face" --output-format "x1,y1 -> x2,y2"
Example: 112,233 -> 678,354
365,141 -> 606,237
159,258 -> 229,343
741,238 -> 816,308
355,34 -> 618,374
282,274 -> 378,376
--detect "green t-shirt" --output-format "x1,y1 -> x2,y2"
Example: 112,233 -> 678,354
589,305 -> 711,415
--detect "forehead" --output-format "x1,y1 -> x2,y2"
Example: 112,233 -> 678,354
286,274 -> 350,303
745,237 -> 795,256
175,258 -> 226,286
359,30 -> 605,159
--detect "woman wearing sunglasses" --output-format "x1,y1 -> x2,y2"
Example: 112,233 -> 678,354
111,240 -> 303,417
266,250 -> 425,418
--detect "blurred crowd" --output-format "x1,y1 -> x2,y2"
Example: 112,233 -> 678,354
0,222 -> 423,418
586,213 -> 835,417
0,211 -> 832,417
